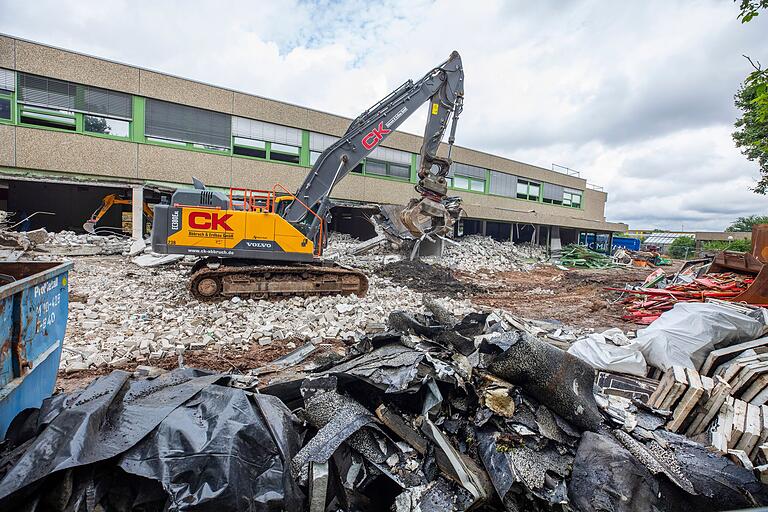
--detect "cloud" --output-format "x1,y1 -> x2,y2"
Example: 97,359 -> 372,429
0,0 -> 766,230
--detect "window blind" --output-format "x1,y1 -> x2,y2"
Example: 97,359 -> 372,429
542,183 -> 565,201
18,73 -> 131,119
233,117 -> 301,146
0,68 -> 15,93
146,98 -> 231,147
489,171 -> 517,197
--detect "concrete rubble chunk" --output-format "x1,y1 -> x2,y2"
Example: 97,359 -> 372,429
132,253 -> 184,267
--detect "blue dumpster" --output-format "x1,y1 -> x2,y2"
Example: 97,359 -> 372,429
0,261 -> 73,439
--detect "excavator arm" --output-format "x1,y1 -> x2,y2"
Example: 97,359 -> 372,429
283,51 -> 464,242
83,194 -> 154,234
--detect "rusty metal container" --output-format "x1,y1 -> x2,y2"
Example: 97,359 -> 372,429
0,261 -> 73,439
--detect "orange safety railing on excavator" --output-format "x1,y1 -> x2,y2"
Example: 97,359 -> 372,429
228,187 -> 274,213
227,185 -> 325,257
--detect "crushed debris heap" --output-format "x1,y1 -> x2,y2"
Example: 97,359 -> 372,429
1,304 -> 765,511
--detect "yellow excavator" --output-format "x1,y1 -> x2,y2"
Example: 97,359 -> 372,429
83,194 -> 153,234
151,51 -> 465,301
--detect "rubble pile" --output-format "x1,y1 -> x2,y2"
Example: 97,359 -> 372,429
37,229 -> 132,256
425,235 -> 546,272
61,257 -> 475,372
0,227 -> 131,260
326,233 -> 546,273
2,305 -> 765,511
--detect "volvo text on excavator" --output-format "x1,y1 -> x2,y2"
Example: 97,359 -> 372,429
151,51 -> 464,300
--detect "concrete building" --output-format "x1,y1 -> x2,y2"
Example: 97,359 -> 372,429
0,34 -> 626,245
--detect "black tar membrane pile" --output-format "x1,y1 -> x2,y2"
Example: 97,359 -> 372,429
0,301 -> 766,512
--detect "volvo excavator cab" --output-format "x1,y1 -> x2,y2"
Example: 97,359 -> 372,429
152,51 -> 464,301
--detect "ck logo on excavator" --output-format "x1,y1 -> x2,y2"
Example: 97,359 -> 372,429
361,121 -> 392,150
188,211 -> 234,231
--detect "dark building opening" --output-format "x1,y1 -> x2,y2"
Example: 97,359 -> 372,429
328,205 -> 377,241
3,179 -> 164,234
485,221 -> 512,241
512,223 -> 536,244
457,218 -> 483,237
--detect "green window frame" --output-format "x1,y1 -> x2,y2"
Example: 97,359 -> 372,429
0,91 -> 14,124
450,174 -> 485,193
232,136 -> 302,164
362,158 -> 410,181
18,105 -> 77,131
563,189 -> 582,208
516,179 -> 541,201
17,105 -> 132,141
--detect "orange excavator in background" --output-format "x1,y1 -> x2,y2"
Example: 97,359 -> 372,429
83,193 -> 153,234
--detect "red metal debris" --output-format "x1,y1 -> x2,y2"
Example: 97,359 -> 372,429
608,272 -> 758,325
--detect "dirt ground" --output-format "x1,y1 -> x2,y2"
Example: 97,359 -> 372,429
56,258 -> 673,392
459,264 -> 664,330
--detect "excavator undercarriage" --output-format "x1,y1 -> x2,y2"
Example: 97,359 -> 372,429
188,260 -> 368,301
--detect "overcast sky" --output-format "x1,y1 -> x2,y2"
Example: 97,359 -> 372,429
1,0 -> 766,230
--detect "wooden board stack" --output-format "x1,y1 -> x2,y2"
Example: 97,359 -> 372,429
647,335 -> 768,468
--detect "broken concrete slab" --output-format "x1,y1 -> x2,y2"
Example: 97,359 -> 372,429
132,252 -> 184,267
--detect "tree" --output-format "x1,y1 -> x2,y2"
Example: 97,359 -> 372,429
737,0 -> 768,23
726,215 -> 768,231
668,236 -> 695,259
703,239 -> 752,252
733,1 -> 768,192
84,115 -> 110,134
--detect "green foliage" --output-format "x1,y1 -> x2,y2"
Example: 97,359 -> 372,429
668,236 -> 695,259
726,215 -> 768,231
703,239 -> 752,252
733,68 -> 768,193
734,1 -> 768,192
737,0 -> 768,23
84,115 -> 110,134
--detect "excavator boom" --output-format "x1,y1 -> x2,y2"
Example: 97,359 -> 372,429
151,52 -> 466,300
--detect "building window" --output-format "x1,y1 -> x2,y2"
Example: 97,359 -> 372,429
449,162 -> 486,193
233,137 -> 267,158
452,175 -> 485,192
19,106 -> 76,130
0,97 -> 10,121
516,179 -> 540,201
364,159 -> 410,180
84,115 -> 130,138
146,98 -> 230,148
489,170 -> 516,197
269,142 -> 300,164
563,188 -> 582,208
233,117 -> 302,164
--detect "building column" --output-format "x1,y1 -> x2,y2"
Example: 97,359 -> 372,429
132,185 -> 144,240
607,232 -> 614,255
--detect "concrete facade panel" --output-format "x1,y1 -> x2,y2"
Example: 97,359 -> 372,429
0,124 -> 15,167
15,128 -> 137,178
231,158 -> 305,191
0,35 -> 14,69
140,70 -> 233,113
14,40 -> 140,94
581,189 -> 607,220
138,145 -> 230,187
304,109 -> 349,137
233,93 -> 308,130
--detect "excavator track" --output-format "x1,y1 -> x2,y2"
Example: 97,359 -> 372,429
188,263 -> 369,301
